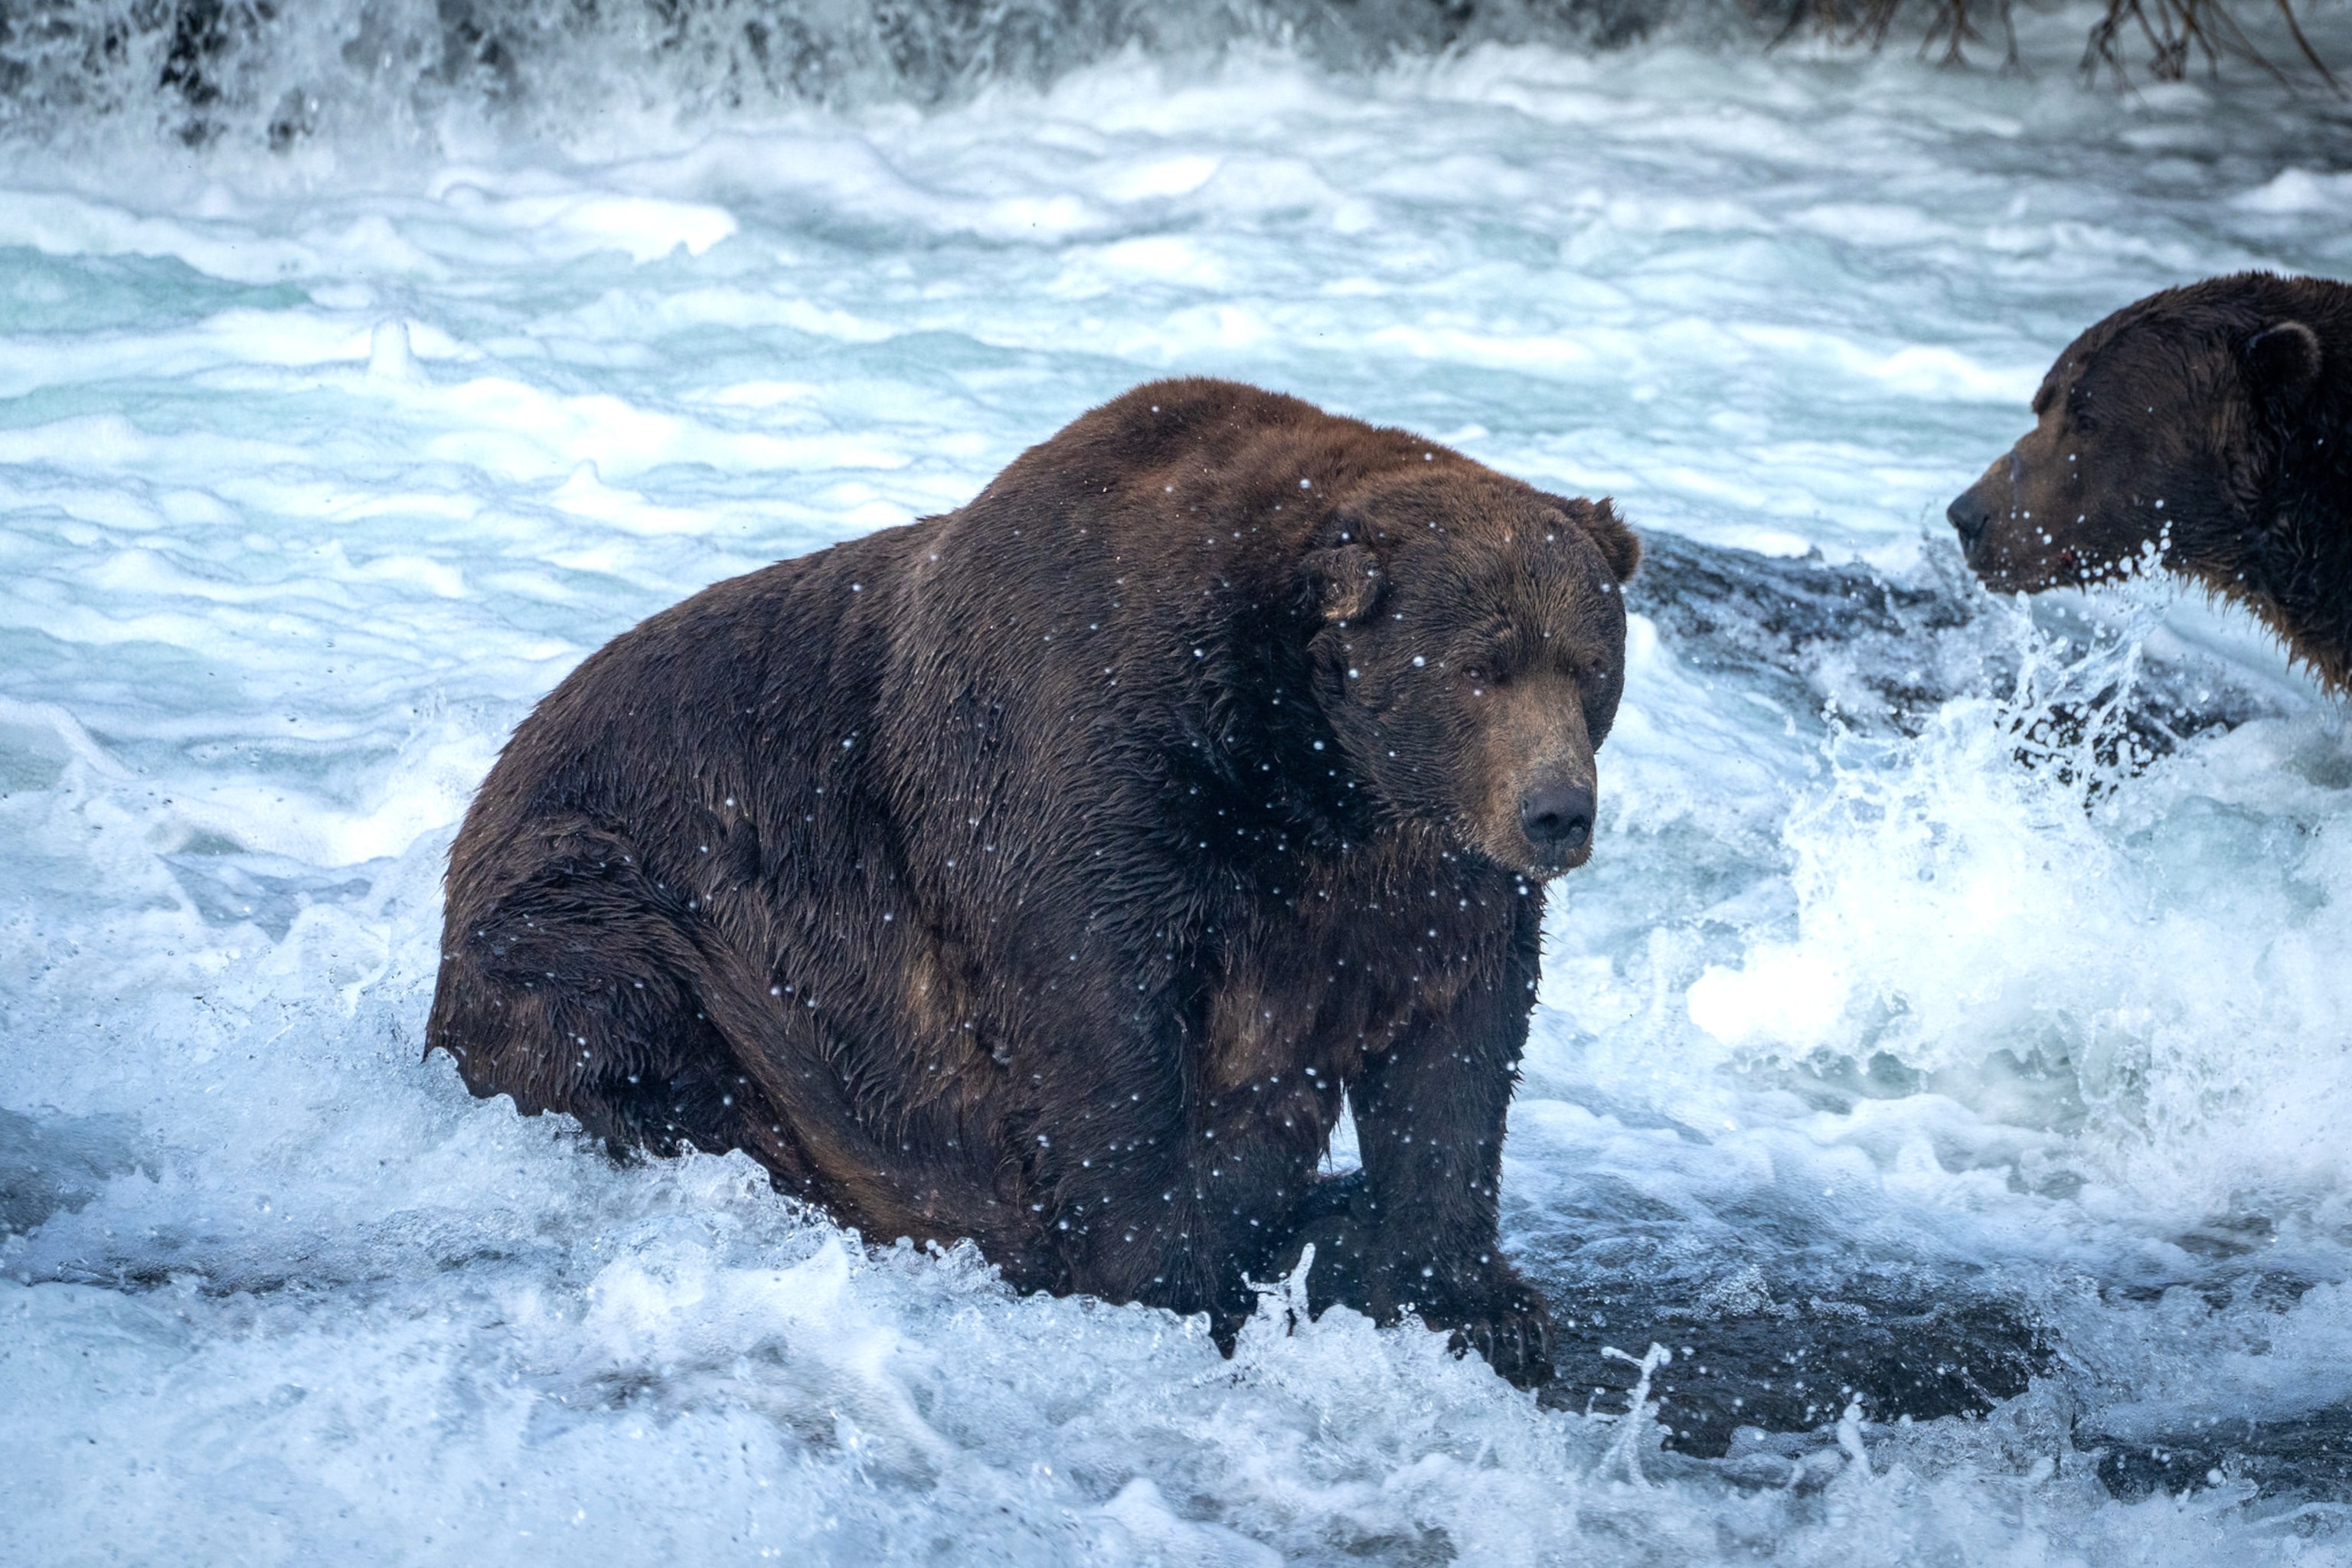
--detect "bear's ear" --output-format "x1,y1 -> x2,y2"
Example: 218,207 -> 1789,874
1302,542 -> 1382,624
2244,321 -> 2323,407
1582,497 -> 1642,584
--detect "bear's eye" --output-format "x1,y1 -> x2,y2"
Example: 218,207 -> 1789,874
2065,387 -> 2098,435
1462,663 -> 1491,684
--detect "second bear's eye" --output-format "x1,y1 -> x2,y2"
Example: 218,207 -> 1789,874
1462,664 -> 1491,684
2066,387 -> 2098,434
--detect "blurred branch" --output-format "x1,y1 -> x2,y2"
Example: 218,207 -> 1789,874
1763,0 -> 2343,90
2082,0 -> 2341,87
1763,0 -> 2017,72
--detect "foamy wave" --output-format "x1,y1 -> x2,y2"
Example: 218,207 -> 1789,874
0,0 -> 1693,151
1688,576 -> 2352,1216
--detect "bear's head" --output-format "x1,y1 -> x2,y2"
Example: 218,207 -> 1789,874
1298,472 -> 1640,880
1945,283 -> 2326,596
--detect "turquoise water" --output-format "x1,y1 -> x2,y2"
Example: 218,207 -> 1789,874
4,9 -> 2352,1560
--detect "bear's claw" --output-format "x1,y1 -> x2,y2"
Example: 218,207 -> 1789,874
1450,1298 -> 1555,1388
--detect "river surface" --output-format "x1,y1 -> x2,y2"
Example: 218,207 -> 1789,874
4,4 -> 2352,1560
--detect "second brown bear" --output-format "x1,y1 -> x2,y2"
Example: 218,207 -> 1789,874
427,377 -> 1641,1386
1948,271 -> 2351,691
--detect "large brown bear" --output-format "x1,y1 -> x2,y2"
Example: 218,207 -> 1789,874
1947,272 -> 2352,691
426,378 -> 1640,1387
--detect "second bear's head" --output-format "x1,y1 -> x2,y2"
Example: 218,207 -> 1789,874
1297,470 -> 1642,880
1945,275 -> 2331,599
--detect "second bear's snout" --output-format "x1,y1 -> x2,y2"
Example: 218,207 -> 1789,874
1946,487 -> 1993,553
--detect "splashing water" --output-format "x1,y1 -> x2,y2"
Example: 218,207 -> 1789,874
1598,1342 -> 1674,1485
1691,570 -> 2352,1215
0,0 -> 1710,152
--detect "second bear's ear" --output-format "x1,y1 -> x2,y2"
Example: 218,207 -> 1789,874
1303,542 -> 1382,623
1579,497 -> 1642,584
2244,321 -> 2323,407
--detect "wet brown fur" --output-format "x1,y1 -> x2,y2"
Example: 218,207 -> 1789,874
426,378 -> 1639,1386
1949,272 -> 2352,692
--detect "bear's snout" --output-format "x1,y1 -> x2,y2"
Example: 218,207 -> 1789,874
1947,451 -> 2014,567
1518,780 -> 1595,854
1461,673 -> 1607,878
1946,485 -> 1994,554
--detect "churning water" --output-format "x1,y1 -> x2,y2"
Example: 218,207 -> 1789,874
4,2 -> 2352,1560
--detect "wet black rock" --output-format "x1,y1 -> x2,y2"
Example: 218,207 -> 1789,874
1626,527 -> 1985,724
2086,1407 -> 2352,1502
1628,527 -> 2283,758
1533,1267 -> 2049,1458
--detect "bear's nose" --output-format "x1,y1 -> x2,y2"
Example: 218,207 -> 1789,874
1947,491 -> 1992,553
1519,782 -> 1595,851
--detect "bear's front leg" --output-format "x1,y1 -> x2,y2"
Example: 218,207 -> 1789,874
1297,978 -> 1553,1387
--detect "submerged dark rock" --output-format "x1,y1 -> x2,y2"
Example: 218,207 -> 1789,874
1534,1269 -> 2049,1458
1630,526 -> 2283,760
2088,1407 -> 2352,1502
0,1106 -> 145,1238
